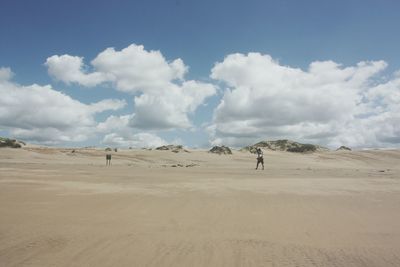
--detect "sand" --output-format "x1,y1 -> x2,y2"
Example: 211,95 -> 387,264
0,147 -> 400,266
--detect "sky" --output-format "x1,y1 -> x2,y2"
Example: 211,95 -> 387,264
1,0 -> 400,149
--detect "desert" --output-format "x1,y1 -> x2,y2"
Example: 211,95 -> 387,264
1,144 -> 400,266
3,2 -> 400,266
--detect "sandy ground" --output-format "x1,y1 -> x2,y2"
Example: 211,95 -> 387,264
0,147 -> 400,266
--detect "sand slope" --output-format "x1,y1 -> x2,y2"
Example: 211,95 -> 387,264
1,147 -> 400,266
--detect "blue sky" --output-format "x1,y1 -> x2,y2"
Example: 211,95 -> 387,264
1,0 -> 400,148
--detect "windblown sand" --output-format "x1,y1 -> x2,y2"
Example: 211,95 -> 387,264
1,147 -> 400,266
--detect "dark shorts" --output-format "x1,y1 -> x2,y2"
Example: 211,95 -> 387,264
257,157 -> 264,164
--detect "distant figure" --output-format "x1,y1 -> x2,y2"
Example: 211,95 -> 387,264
106,154 -> 112,166
255,148 -> 264,170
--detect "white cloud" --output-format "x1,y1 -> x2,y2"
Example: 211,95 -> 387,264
102,132 -> 167,148
45,44 -> 187,92
129,81 -> 216,129
45,55 -> 110,87
45,44 -> 216,130
209,53 -> 400,148
10,47 -> 400,149
89,99 -> 127,113
96,114 -> 168,148
0,68 -> 126,144
96,114 -> 133,133
91,44 -> 188,93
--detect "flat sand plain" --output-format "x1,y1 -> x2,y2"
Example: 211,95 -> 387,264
1,147 -> 400,266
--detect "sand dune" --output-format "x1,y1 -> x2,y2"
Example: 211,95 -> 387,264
1,147 -> 400,266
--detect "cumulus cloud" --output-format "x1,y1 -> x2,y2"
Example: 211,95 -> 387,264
91,44 -> 188,93
96,114 -> 169,148
45,55 -> 111,87
10,46 -> 400,149
0,67 -> 126,144
96,114 -> 133,133
45,44 -> 216,130
129,81 -> 216,129
102,132 -> 167,148
209,53 -> 400,148
89,99 -> 127,113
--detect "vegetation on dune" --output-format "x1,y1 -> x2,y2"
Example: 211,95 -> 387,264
336,146 -> 352,151
241,139 -> 325,153
209,145 -> 233,155
156,145 -> 189,153
287,144 -> 317,153
0,137 -> 24,148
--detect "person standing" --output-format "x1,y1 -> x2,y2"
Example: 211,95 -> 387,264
255,148 -> 264,170
106,154 -> 112,166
